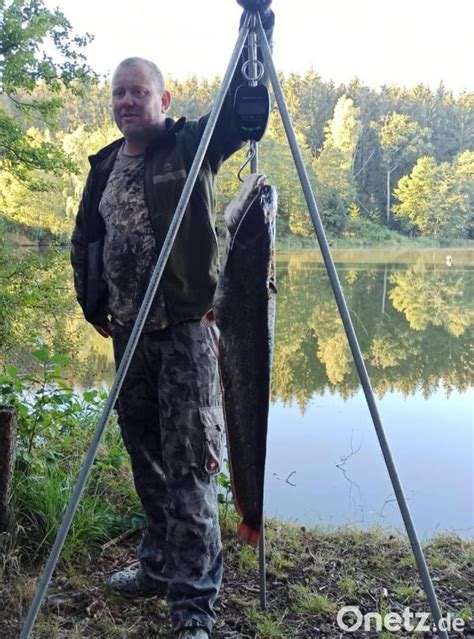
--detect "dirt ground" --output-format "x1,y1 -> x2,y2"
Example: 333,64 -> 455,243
1,521 -> 473,638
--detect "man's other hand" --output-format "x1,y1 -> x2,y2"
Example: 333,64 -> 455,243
93,321 -> 113,338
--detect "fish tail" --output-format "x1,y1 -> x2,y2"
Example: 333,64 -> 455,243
238,521 -> 260,547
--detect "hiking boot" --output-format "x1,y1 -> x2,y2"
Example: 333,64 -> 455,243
107,568 -> 167,598
177,629 -> 209,639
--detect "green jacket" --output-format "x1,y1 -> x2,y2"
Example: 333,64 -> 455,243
71,17 -> 274,327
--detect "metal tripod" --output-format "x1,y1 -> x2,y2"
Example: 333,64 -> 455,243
20,9 -> 449,639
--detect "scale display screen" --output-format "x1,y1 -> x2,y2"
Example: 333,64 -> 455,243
234,84 -> 271,141
237,99 -> 268,115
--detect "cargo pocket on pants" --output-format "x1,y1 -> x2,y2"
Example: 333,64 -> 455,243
199,406 -> 224,476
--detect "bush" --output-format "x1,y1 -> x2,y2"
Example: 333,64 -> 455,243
0,339 -> 140,566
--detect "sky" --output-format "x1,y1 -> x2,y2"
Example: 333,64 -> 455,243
45,0 -> 473,94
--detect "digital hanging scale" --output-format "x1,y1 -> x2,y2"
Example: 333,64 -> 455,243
234,83 -> 271,142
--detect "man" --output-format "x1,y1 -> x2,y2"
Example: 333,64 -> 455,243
70,2 -> 274,638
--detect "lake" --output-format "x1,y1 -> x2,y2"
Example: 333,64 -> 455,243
1,245 -> 473,538
265,248 -> 473,538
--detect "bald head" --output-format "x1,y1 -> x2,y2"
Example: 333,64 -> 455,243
113,57 -> 165,93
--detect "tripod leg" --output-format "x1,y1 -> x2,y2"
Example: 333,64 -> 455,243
19,17 -> 252,639
255,15 -> 449,639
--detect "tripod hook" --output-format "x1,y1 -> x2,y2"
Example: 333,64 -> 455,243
237,142 -> 257,182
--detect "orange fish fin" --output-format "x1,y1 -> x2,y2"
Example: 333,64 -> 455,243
238,522 -> 260,547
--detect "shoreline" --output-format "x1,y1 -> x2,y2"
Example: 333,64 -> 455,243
275,245 -> 474,265
3,228 -> 473,252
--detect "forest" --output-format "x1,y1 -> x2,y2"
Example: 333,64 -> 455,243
1,1 -> 473,246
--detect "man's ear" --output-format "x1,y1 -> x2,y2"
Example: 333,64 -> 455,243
161,90 -> 171,113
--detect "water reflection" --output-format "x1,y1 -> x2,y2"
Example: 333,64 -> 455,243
1,247 -> 472,401
272,253 -> 473,410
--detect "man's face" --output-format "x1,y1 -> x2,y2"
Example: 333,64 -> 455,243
111,63 -> 170,140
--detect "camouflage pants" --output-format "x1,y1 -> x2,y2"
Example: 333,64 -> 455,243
112,320 -> 224,633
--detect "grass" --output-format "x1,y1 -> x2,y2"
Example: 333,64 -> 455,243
458,605 -> 473,622
267,549 -> 294,578
399,553 -> 417,568
10,459 -> 134,566
338,575 -> 359,598
237,544 -> 259,573
246,608 -> 286,638
396,584 -> 420,600
289,584 -> 337,615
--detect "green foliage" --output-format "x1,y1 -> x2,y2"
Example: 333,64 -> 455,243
377,113 -> 431,166
0,0 -> 94,184
0,111 -> 72,182
312,143 -> 355,234
238,544 -> 258,572
373,112 -> 433,222
338,575 -> 359,598
330,95 -> 362,171
456,605 -> 473,623
0,247 -> 79,359
260,129 -> 314,237
393,151 -> 474,238
0,339 -> 138,563
2,0 -> 92,95
0,338 -> 101,468
268,549 -> 294,578
217,459 -> 234,524
1,49 -> 473,242
343,216 -> 404,245
61,123 -> 119,220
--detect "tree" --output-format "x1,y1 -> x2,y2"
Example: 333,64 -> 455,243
330,95 -> 362,172
393,153 -> 473,238
444,93 -> 474,159
373,113 -> 432,223
0,0 -> 93,184
309,96 -> 361,234
287,68 -> 338,158
454,150 -> 474,237
0,120 -> 119,239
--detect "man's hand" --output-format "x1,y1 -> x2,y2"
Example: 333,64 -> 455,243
237,0 -> 274,29
237,0 -> 272,14
93,320 -> 113,338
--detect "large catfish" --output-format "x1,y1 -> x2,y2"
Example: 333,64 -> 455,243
207,174 -> 277,547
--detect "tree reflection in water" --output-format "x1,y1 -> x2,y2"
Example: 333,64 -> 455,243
272,251 -> 473,411
1,247 -> 472,406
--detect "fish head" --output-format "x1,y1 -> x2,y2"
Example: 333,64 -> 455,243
224,174 -> 267,237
